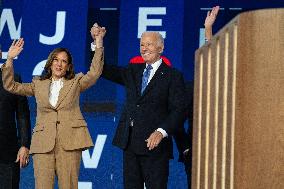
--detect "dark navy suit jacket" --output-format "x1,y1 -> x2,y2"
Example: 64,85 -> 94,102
102,62 -> 187,158
174,81 -> 194,161
0,70 -> 31,163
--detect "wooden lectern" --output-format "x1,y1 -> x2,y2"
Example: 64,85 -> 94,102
192,9 -> 284,189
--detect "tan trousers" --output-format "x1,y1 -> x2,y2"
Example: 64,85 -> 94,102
33,139 -> 82,189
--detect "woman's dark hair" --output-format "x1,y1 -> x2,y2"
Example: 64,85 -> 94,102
40,48 -> 75,80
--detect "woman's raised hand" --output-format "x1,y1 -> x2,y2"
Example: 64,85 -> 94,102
204,6 -> 220,29
7,38 -> 24,59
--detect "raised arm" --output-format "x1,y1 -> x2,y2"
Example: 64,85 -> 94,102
1,38 -> 35,96
204,6 -> 220,41
79,23 -> 105,92
90,23 -> 127,86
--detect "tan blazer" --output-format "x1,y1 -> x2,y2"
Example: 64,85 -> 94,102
1,48 -> 104,154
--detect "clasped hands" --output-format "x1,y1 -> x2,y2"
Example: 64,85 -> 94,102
90,23 -> 106,48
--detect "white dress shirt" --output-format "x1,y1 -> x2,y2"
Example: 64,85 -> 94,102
143,59 -> 162,85
91,42 -> 96,51
49,78 -> 64,107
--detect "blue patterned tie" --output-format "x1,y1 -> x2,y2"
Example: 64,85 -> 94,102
141,64 -> 153,94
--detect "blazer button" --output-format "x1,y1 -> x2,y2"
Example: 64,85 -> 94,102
136,104 -> 140,107
56,121 -> 60,124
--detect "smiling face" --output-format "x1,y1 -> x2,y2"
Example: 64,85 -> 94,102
140,32 -> 164,64
50,51 -> 70,80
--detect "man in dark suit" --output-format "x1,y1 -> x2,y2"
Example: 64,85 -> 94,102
174,7 -> 220,188
0,50 -> 31,189
174,81 -> 194,189
91,25 -> 186,189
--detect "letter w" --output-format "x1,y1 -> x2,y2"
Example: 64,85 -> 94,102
0,9 -> 21,39
82,134 -> 107,169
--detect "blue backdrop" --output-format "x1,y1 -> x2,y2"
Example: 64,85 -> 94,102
1,0 -> 283,188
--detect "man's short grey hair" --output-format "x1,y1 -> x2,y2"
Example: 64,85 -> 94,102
141,31 -> 164,47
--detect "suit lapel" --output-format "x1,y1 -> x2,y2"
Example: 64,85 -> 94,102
55,79 -> 74,109
38,79 -> 54,109
134,64 -> 146,97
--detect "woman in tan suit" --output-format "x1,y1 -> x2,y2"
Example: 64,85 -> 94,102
1,25 -> 105,189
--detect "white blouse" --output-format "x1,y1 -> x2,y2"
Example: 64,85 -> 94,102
49,78 -> 64,107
